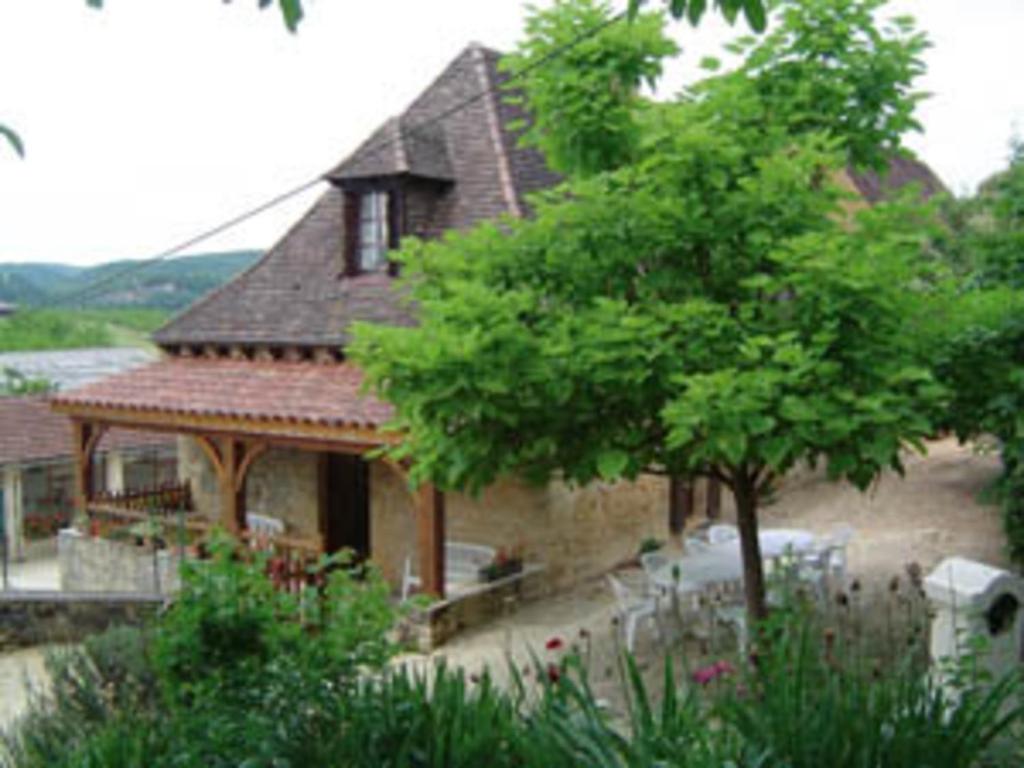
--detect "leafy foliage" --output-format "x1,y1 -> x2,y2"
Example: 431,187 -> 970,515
354,0 -> 938,618
0,125 -> 23,158
631,0 -> 769,31
0,308 -> 166,353
501,0 -> 678,177
5,593 -> 1022,767
922,138 -> 1024,564
85,0 -> 304,32
0,367 -> 53,395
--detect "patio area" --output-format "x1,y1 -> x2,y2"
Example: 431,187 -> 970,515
408,438 -> 1007,687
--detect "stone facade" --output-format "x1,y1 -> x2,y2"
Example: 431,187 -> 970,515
181,440 -> 674,595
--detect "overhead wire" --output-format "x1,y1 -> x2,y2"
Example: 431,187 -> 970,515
50,10 -> 627,308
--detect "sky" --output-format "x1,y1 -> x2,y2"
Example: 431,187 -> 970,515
0,0 -> 1022,267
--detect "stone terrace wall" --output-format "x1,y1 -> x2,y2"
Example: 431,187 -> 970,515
0,591 -> 162,651
59,530 -> 181,594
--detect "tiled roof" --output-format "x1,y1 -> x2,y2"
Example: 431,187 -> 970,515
0,396 -> 173,466
51,358 -> 393,432
331,117 -> 455,182
154,43 -> 559,349
847,154 -> 946,203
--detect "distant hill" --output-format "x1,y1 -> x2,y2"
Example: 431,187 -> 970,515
0,250 -> 261,311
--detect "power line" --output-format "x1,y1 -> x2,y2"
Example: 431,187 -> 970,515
52,10 -> 627,308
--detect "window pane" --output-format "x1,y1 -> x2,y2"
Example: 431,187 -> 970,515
355,190 -> 390,272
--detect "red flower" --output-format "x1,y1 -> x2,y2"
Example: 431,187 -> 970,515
545,637 -> 564,651
547,663 -> 561,684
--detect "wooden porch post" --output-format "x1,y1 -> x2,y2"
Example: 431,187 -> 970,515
71,420 -> 104,525
219,439 -> 247,535
416,484 -> 445,598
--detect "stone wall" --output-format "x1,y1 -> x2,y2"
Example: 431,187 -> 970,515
369,464 -> 673,594
178,439 -> 320,538
178,436 -> 220,522
58,529 -> 181,594
244,449 -> 321,538
0,591 -> 162,651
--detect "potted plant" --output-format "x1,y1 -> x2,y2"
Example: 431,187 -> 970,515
479,546 -> 524,582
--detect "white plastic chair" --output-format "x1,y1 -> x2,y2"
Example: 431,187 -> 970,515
608,574 -> 661,653
823,524 -> 854,587
708,524 -> 739,545
245,513 -> 285,537
796,546 -> 832,602
401,557 -> 421,601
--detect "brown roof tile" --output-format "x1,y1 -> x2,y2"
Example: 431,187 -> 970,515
848,154 -> 947,203
155,43 -> 555,349
0,396 -> 173,466
51,358 -> 393,431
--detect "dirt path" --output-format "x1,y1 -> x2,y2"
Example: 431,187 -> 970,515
760,437 -> 1007,584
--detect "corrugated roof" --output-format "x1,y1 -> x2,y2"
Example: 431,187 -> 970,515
51,357 -> 393,432
0,396 -> 173,466
0,347 -> 154,392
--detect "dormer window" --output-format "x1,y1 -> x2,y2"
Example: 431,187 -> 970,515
359,190 -> 390,271
342,187 -> 400,277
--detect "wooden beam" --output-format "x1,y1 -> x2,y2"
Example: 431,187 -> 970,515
71,420 -> 105,524
50,401 -> 396,451
234,441 -> 268,493
416,484 -> 445,599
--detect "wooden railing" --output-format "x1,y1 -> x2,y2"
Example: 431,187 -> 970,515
240,530 -> 325,594
86,481 -> 202,543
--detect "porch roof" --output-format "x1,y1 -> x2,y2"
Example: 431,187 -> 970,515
51,357 -> 396,446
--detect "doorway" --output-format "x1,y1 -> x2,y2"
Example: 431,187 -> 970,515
321,453 -> 371,560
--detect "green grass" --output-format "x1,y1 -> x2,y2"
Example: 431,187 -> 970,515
0,308 -> 168,352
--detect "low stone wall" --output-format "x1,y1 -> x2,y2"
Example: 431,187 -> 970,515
0,591 -> 163,651
58,530 -> 181,594
405,564 -> 548,649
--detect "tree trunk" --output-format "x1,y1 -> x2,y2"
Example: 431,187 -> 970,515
733,472 -> 768,622
668,475 -> 694,542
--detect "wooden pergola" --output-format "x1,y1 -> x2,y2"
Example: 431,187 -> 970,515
50,357 -> 448,597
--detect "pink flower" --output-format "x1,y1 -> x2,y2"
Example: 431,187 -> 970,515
547,663 -> 561,684
691,660 -> 735,686
545,637 -> 564,651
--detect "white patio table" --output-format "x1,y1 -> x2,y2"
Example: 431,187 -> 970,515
649,528 -> 816,594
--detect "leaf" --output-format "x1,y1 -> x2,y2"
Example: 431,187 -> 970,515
277,0 -> 303,32
597,449 -> 629,480
742,0 -> 767,32
0,125 -> 24,158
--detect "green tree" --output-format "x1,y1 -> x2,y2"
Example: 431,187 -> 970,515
354,0 -> 940,620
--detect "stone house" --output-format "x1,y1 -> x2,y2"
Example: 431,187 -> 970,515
50,44 -> 943,600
